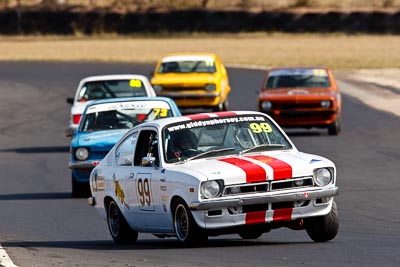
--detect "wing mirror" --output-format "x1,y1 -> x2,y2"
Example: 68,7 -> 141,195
65,127 -> 76,137
141,156 -> 156,167
148,70 -> 155,79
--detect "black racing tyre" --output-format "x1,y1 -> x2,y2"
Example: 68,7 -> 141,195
107,199 -> 138,245
213,99 -> 229,112
328,116 -> 341,135
238,231 -> 263,240
306,200 -> 339,242
172,199 -> 207,245
221,98 -> 229,111
71,174 -> 89,198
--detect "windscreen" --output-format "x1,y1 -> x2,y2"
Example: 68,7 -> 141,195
158,56 -> 216,73
266,69 -> 330,89
79,101 -> 172,132
163,114 -> 292,163
78,79 -> 148,102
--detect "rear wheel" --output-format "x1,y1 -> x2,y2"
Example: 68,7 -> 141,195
305,200 -> 339,242
107,199 -> 138,245
173,199 -> 207,245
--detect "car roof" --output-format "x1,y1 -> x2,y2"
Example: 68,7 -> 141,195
85,96 -> 177,108
159,53 -> 218,62
131,110 -> 268,129
268,66 -> 330,71
79,74 -> 150,83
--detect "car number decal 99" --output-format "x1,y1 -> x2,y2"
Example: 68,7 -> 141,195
249,122 -> 272,133
130,79 -> 142,88
135,174 -> 155,211
137,178 -> 152,207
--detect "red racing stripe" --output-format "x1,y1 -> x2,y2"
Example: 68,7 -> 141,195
245,211 -> 266,225
273,208 -> 293,221
185,114 -> 211,120
213,111 -> 237,117
219,157 -> 266,183
247,155 -> 292,180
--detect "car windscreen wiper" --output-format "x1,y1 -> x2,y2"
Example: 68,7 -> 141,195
240,144 -> 286,155
186,147 -> 235,161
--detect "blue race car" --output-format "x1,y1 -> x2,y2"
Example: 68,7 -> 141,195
68,96 -> 181,197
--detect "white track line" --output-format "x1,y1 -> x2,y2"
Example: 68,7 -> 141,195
0,244 -> 18,267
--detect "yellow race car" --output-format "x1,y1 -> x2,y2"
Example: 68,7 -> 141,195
151,53 -> 231,111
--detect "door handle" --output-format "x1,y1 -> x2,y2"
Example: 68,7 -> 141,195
160,177 -> 166,182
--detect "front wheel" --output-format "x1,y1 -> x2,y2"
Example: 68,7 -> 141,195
305,200 -> 339,242
173,199 -> 207,245
328,116 -> 341,135
238,231 -> 263,240
213,98 -> 229,112
107,199 -> 138,245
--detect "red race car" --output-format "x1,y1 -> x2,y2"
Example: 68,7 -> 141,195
257,67 -> 342,135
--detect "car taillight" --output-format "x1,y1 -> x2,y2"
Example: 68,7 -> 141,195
73,114 -> 81,124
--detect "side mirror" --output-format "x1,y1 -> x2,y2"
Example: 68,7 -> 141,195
141,156 -> 156,167
66,97 -> 74,104
65,127 -> 75,137
148,70 -> 155,79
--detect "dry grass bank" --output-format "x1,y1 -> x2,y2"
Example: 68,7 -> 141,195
3,0 -> 400,11
1,34 -> 399,69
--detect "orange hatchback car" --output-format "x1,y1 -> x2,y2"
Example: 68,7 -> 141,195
257,67 -> 342,135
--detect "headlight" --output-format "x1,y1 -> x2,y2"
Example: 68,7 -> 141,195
75,147 -> 89,161
261,101 -> 272,111
201,180 -> 222,198
314,168 -> 332,186
320,100 -> 331,108
153,84 -> 163,93
205,83 -> 216,91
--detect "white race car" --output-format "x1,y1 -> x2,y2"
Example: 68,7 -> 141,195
66,74 -> 156,135
89,111 -> 339,245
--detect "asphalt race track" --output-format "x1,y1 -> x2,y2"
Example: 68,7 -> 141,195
0,62 -> 399,267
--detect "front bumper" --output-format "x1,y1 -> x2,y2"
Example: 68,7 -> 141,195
158,91 -> 222,107
190,186 -> 338,230
68,161 -> 99,170
264,110 -> 338,127
189,186 -> 338,211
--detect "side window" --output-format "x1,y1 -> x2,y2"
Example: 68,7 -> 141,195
115,132 -> 137,166
134,130 -> 159,167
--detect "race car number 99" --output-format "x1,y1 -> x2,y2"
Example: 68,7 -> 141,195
250,122 -> 272,133
137,178 -> 151,206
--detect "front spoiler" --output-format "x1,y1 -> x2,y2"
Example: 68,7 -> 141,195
159,92 -> 219,98
68,161 -> 99,170
189,187 -> 338,211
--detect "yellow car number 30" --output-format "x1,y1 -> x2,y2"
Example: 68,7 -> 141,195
137,178 -> 151,206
